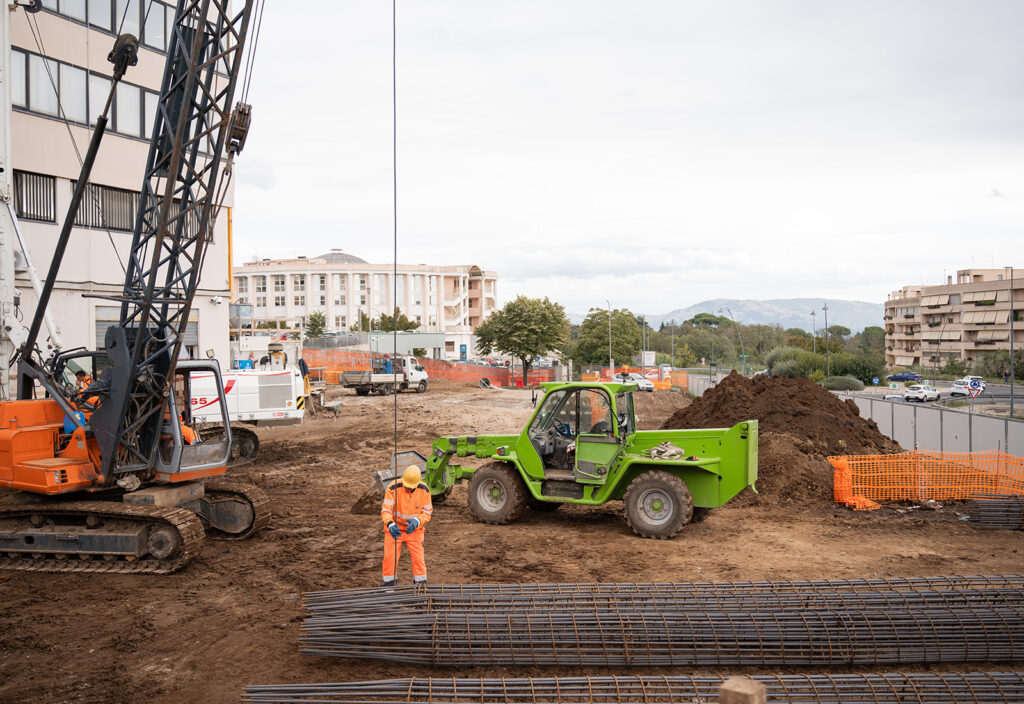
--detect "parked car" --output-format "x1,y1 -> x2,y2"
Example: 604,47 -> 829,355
615,372 -> 655,392
887,371 -> 922,382
904,384 -> 940,402
949,380 -> 971,397
883,393 -> 903,401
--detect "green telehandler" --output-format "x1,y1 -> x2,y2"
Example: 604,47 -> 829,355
412,381 -> 758,538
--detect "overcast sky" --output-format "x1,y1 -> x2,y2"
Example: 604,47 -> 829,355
232,1 -> 1024,316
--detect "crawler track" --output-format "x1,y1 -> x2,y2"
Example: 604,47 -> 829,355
0,501 -> 204,575
203,480 -> 271,539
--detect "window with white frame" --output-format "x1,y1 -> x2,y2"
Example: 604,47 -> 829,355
236,278 -> 248,293
254,276 -> 266,293
292,274 -> 306,292
273,275 -> 285,293
274,295 -> 286,308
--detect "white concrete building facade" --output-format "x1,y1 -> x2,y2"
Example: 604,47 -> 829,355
6,3 -> 232,366
233,250 -> 498,339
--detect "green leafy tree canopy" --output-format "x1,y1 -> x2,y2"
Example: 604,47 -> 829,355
304,311 -> 327,338
573,307 -> 642,367
475,296 -> 569,385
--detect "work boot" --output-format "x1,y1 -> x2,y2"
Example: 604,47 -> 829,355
381,578 -> 396,588
413,577 -> 427,586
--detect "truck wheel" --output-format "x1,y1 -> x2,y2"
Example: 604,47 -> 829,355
417,380 -> 427,393
380,384 -> 393,396
526,495 -> 562,512
623,470 -> 693,539
467,462 -> 526,525
690,506 -> 712,523
355,388 -> 370,397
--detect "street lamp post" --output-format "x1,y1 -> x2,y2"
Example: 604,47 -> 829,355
606,299 -> 613,377
720,307 -> 747,375
710,323 -> 717,382
822,304 -> 830,378
810,310 -> 817,354
671,318 -> 675,368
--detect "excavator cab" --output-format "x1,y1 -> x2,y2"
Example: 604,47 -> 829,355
155,360 -> 233,481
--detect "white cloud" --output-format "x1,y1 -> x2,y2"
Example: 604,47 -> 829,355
233,0 -> 1024,316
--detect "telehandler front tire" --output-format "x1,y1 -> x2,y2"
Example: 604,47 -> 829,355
623,470 -> 693,539
467,463 -> 526,525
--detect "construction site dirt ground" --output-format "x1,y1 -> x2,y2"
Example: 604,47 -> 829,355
2,380 -> 1023,704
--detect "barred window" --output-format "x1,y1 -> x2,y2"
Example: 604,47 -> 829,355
13,170 -> 57,222
73,181 -> 138,231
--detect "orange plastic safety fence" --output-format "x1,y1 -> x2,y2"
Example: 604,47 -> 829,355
829,450 -> 1024,511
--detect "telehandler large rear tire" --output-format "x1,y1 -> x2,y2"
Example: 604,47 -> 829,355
467,463 -> 526,525
623,470 -> 693,539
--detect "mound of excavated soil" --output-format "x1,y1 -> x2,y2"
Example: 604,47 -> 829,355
662,372 -> 901,456
662,373 -> 902,505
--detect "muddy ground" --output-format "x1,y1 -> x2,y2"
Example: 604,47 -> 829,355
2,381 -> 1023,703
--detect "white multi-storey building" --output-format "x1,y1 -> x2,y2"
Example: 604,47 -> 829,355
233,250 -> 497,335
2,1 -> 232,378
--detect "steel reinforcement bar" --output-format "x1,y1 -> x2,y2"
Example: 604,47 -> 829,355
299,606 -> 1024,666
969,496 -> 1024,531
244,672 -> 1024,703
303,586 -> 1024,617
304,575 -> 1024,606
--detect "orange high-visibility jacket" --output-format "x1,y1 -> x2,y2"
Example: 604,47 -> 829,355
380,480 -> 433,529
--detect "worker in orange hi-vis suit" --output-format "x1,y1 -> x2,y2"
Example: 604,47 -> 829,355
380,465 -> 433,587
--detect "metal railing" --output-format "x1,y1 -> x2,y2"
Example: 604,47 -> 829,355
842,394 -> 1024,455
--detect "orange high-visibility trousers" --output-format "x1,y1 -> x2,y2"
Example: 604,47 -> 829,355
382,529 -> 426,583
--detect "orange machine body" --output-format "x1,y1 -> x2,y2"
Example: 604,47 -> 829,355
0,398 -> 223,495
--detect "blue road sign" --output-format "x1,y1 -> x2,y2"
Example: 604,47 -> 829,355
872,377 -> 879,385
969,379 -> 982,389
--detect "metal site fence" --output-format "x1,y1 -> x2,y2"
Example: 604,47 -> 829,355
244,673 -> 1024,704
843,394 -> 1024,455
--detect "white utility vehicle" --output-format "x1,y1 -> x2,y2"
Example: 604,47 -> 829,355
341,355 -> 429,396
190,368 -> 306,462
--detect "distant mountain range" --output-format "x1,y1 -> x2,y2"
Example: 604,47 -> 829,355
569,298 -> 883,333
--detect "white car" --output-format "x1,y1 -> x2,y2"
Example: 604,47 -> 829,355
615,372 -> 655,392
904,384 -> 940,402
960,375 -> 986,391
949,380 -> 971,397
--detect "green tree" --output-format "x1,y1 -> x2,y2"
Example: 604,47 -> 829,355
475,296 -> 569,385
687,312 -> 730,328
826,325 -> 852,344
850,325 -> 885,356
256,321 -> 280,330
304,311 -> 327,338
350,310 -> 372,332
378,307 -> 419,332
573,307 -> 642,368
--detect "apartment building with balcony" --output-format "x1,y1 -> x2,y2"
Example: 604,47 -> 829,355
884,268 -> 1022,369
232,250 -> 498,355
4,2 -> 232,365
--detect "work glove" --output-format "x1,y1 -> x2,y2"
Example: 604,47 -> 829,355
387,522 -> 401,538
405,518 -> 421,534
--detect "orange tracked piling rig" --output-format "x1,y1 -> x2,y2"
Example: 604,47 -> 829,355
0,0 -> 268,574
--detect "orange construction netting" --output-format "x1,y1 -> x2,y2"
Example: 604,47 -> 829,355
829,450 -> 1024,511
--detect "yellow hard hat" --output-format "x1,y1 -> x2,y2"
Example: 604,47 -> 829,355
401,465 -> 422,489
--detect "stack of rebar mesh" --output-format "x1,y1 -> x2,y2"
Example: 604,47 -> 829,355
245,575 -> 1024,703
968,494 -> 1024,531
243,673 -> 1024,703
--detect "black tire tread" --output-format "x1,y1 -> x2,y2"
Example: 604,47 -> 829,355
622,469 -> 693,540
